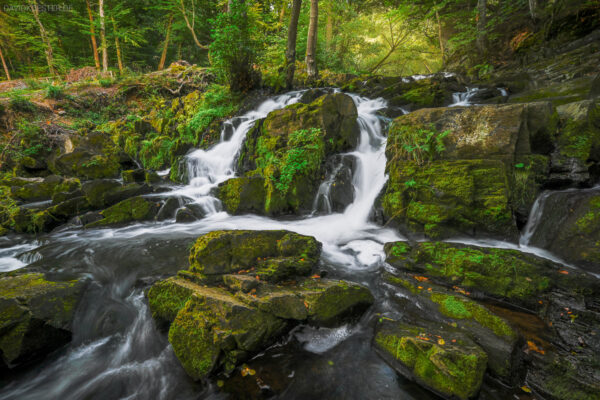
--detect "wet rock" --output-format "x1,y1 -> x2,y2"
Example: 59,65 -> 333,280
384,241 -> 598,311
174,207 -> 197,223
11,175 -> 80,202
0,272 -> 87,368
373,318 -> 487,400
298,88 -> 333,104
383,272 -> 518,382
82,180 -> 151,209
85,196 -> 159,228
382,102 -> 560,239
121,168 -> 146,183
52,188 -> 84,204
188,230 -> 321,283
146,230 -> 373,381
236,93 -> 360,215
217,177 -> 266,215
155,197 -> 182,221
528,189 -> 600,273
317,155 -> 355,213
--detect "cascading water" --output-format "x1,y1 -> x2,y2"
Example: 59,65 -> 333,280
171,92 -> 303,214
450,87 -> 481,106
0,91 -> 413,400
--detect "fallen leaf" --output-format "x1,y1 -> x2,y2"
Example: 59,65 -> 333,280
527,340 -> 545,355
413,276 -> 429,282
521,386 -> 531,393
558,270 -> 569,275
437,338 -> 445,345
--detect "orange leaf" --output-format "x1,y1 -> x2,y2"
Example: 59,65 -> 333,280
311,274 -> 321,279
558,270 -> 569,275
413,276 -> 429,282
527,340 -> 545,355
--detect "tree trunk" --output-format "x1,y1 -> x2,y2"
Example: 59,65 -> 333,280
111,17 -> 123,74
29,0 -> 55,75
0,44 -> 10,81
476,0 -> 487,55
86,0 -> 100,70
99,0 -> 108,73
529,0 -> 538,20
285,0 -> 302,88
305,0 -> 318,80
325,1 -> 333,50
436,10 -> 445,62
279,1 -> 287,25
158,15 -> 173,71
180,0 -> 208,49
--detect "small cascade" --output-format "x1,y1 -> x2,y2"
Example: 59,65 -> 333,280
172,92 -> 304,211
450,87 -> 482,106
519,190 -> 553,246
311,162 -> 345,215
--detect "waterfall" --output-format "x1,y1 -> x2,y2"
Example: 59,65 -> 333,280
450,87 -> 481,106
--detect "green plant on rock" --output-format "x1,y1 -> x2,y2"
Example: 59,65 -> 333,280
45,85 -> 66,100
275,128 -> 325,194
390,124 -> 449,166
9,96 -> 36,113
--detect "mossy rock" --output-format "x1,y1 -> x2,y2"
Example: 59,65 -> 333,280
167,285 -> 287,380
384,241 -> 598,310
11,175 -> 80,202
528,190 -> 600,273
82,180 -> 151,209
217,177 -> 266,215
188,230 -> 321,283
384,272 -> 518,380
236,93 -> 359,215
555,100 -> 600,165
0,272 -> 87,368
86,196 -> 159,227
374,319 -> 487,400
382,159 -> 517,240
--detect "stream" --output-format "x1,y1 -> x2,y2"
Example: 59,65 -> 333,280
0,87 -> 596,399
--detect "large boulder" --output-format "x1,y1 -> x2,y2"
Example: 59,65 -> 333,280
146,230 -> 373,380
0,272 -> 87,368
382,103 -> 558,239
188,230 -> 321,283
383,272 -> 518,381
10,175 -> 80,202
374,319 -> 487,400
227,93 -> 360,215
528,189 -> 600,273
85,196 -> 160,228
384,241 -> 596,311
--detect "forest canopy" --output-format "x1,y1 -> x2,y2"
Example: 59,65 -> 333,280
0,0 -> 597,88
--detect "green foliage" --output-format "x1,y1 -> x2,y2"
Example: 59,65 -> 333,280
99,79 -> 113,88
391,124 -> 449,166
276,128 -> 324,194
9,96 -> 35,113
209,0 -> 259,92
45,84 -> 66,100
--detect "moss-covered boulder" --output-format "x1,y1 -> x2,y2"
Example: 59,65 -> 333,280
234,93 -> 359,215
188,230 -> 321,283
146,230 -> 373,380
383,272 -> 518,381
528,190 -> 600,273
86,196 -> 159,228
382,103 -> 559,239
383,159 -> 516,239
374,319 -> 487,400
0,272 -> 87,368
81,180 -> 151,209
217,177 -> 266,215
384,241 -> 597,311
10,175 -> 80,202
550,99 -> 600,185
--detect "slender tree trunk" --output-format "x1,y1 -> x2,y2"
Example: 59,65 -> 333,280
368,43 -> 398,74
436,10 -> 445,62
325,1 -> 333,50
86,0 -> 100,70
29,0 -> 55,75
99,0 -> 108,72
476,0 -> 487,55
285,0 -> 302,88
529,0 -> 538,20
305,0 -> 318,80
180,0 -> 208,49
111,17 -> 123,74
279,1 -> 287,25
0,45 -> 10,80
158,15 -> 173,71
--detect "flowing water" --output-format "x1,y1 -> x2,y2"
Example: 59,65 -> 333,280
1,87 -> 591,399
0,92 -> 438,400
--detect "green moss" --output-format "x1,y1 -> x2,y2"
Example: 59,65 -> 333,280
217,177 -> 265,214
302,280 -> 374,325
383,159 -> 515,238
375,321 -> 487,400
147,278 -> 194,325
86,196 -> 156,227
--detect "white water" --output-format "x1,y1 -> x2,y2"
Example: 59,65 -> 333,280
450,87 -> 481,106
